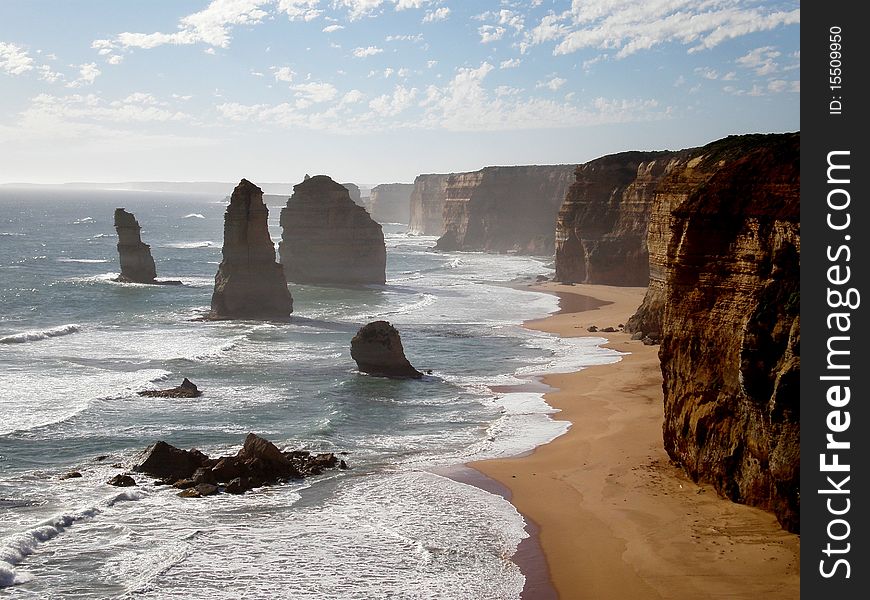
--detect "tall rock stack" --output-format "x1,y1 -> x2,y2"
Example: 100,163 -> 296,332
554,151 -> 676,285
435,165 -> 575,254
368,183 -> 414,224
113,208 -> 158,284
279,175 -> 386,285
408,173 -> 451,236
631,133 -> 801,531
209,179 -> 293,320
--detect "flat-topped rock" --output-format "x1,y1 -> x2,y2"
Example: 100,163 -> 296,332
279,175 -> 386,285
209,179 -> 293,320
138,378 -> 202,398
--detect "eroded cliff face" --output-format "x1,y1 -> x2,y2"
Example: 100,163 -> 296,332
209,179 -> 293,320
435,165 -> 575,254
631,133 -> 800,531
369,183 -> 414,224
554,151 -> 676,285
279,175 -> 386,285
408,174 -> 451,236
114,208 -> 158,283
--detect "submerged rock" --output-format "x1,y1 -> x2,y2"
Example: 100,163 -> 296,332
209,179 -> 293,320
138,378 -> 202,398
350,321 -> 423,379
107,474 -> 136,487
113,209 -> 181,285
279,175 -> 386,285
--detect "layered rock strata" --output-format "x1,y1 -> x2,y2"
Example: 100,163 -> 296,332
341,183 -> 363,207
113,209 -> 160,283
368,183 -> 414,224
631,133 -> 801,531
209,179 -> 293,320
554,151 -> 677,285
435,165 -> 575,254
279,175 -> 386,285
351,321 -> 422,379
408,173 -> 451,236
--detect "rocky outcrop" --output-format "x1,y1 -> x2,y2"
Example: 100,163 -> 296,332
631,133 -> 800,531
351,321 -> 422,379
209,179 -> 293,320
134,433 -> 344,496
368,183 -> 414,224
278,175 -> 386,285
435,165 -> 575,254
554,152 -> 677,285
342,183 -> 363,207
113,208 -> 181,285
138,378 -> 202,398
409,173 -> 451,236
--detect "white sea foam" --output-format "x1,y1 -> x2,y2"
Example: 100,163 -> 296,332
72,217 -> 95,224
164,241 -> 214,249
0,489 -> 145,588
0,232 -> 25,237
0,323 -> 81,344
182,213 -> 206,219
57,258 -> 109,263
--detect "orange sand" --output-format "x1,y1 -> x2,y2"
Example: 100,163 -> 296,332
472,283 -> 800,599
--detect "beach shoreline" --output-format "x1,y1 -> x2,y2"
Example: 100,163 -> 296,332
471,282 -> 800,599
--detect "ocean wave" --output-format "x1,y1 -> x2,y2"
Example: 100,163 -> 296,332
0,489 -> 145,588
72,217 -> 95,225
164,241 -> 214,249
0,324 -> 81,344
182,213 -> 205,219
0,232 -> 25,237
91,233 -> 111,239
57,258 -> 109,264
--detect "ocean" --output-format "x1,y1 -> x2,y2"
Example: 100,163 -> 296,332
0,188 -> 621,598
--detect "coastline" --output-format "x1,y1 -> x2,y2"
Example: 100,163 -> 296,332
472,282 -> 800,599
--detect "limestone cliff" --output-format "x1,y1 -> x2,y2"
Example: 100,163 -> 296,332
278,175 -> 386,285
631,133 -> 800,531
113,208 -> 158,283
209,179 -> 293,320
341,183 -> 363,207
369,183 -> 414,224
408,173 -> 451,236
554,151 -> 677,285
434,165 -> 575,254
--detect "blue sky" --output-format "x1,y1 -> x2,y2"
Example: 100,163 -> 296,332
0,0 -> 799,184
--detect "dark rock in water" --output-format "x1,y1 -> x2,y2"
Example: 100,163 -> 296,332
60,471 -> 82,480
209,179 -> 293,320
601,326 -> 616,333
641,336 -> 657,346
107,474 -> 136,487
134,434 -> 346,498
178,483 -> 218,498
278,175 -> 386,285
95,455 -> 108,462
134,441 -> 209,483
113,208 -> 182,285
630,331 -> 644,341
339,459 -> 349,470
350,321 -> 423,379
535,275 -> 549,282
138,378 -> 202,398
587,325 -> 598,332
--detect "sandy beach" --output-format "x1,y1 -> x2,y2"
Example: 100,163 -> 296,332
472,282 -> 800,600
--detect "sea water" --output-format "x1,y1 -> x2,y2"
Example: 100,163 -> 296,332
0,188 -> 622,598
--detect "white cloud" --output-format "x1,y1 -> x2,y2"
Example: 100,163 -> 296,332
536,76 -> 566,91
383,67 -> 394,77
335,0 -> 385,20
500,58 -> 521,69
0,42 -> 34,76
369,85 -> 418,116
66,63 -> 101,88
293,81 -> 338,104
422,7 -> 450,23
277,0 -> 321,21
521,1 -> 799,59
36,65 -> 65,83
323,24 -> 345,32
385,33 -> 424,42
479,25 -> 505,44
106,55 -> 125,65
736,46 -> 781,76
272,66 -> 297,82
341,89 -> 364,103
353,46 -> 384,57
497,9 -> 525,32
695,67 -> 719,80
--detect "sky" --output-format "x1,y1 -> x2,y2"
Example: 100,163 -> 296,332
0,0 -> 800,185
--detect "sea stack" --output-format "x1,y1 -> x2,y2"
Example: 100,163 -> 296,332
209,179 -> 293,320
279,175 -> 386,285
351,321 -> 422,379
113,208 -> 158,283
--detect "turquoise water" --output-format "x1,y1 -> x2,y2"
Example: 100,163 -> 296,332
0,188 -> 620,598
